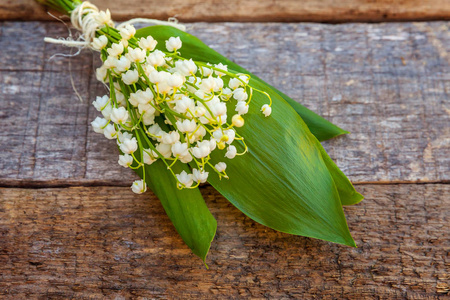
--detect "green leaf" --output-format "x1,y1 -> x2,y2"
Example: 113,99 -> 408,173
132,131 -> 217,262
210,76 -> 356,246
135,26 -> 348,141
135,27 -> 357,246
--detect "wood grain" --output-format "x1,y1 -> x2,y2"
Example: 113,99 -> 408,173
1,21 -> 449,186
1,0 -> 450,22
0,184 -> 448,298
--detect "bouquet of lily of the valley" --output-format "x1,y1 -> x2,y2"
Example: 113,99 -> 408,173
38,0 -> 363,263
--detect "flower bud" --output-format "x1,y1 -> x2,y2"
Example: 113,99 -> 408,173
232,114 -> 245,127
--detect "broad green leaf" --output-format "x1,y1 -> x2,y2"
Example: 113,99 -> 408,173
135,27 -> 357,245
136,26 -> 362,207
206,77 -> 356,246
135,26 -> 348,141
130,129 -> 217,262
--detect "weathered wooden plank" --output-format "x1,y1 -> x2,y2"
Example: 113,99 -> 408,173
0,184 -> 448,298
0,21 -> 449,186
2,0 -> 450,23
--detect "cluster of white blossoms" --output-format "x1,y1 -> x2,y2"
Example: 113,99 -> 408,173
89,23 -> 272,193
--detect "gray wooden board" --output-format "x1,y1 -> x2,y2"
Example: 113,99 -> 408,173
0,184 -> 448,298
0,21 -> 449,186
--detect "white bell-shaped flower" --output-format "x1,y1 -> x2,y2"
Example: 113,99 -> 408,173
110,107 -> 129,124
261,104 -> 272,117
122,69 -> 139,85
175,59 -> 197,76
126,48 -> 146,63
223,129 -> 235,144
167,73 -> 184,88
103,123 -> 117,139
235,101 -> 249,115
107,42 -> 124,57
118,154 -> 133,168
91,35 -> 108,50
161,131 -> 180,144
192,140 -> 211,159
166,36 -> 182,52
156,143 -> 172,158
176,119 -> 197,133
115,56 -> 131,73
138,36 -> 158,51
233,88 -> 248,101
131,179 -> 147,194
225,145 -> 237,159
200,76 -> 216,93
192,169 -> 209,183
119,24 -> 136,40
143,149 -> 157,165
142,111 -> 155,125
171,141 -> 189,157
214,63 -> 228,77
92,95 -> 109,111
119,137 -> 138,154
94,9 -> 112,26
176,171 -> 193,187
229,78 -> 242,90
91,117 -> 108,134
215,162 -> 227,172
174,96 -> 195,114
147,50 -> 166,67
96,65 -> 108,82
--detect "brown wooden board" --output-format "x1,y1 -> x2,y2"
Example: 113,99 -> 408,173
1,21 -> 449,187
1,0 -> 450,22
0,184 -> 448,298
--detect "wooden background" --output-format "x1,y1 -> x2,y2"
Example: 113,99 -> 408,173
0,0 -> 449,299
